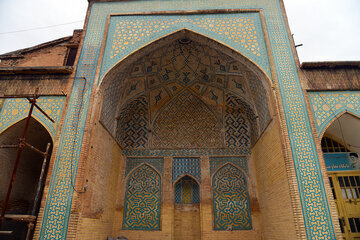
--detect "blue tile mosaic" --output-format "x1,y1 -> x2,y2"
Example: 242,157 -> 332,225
125,157 -> 164,176
123,164 -> 161,230
308,91 -> 360,136
213,164 -> 251,230
172,157 -> 201,183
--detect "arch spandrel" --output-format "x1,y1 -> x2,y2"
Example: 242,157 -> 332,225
99,13 -> 272,82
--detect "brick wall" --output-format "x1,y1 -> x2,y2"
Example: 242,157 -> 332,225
252,120 -> 297,239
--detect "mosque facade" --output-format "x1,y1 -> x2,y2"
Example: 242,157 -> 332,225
0,0 -> 359,239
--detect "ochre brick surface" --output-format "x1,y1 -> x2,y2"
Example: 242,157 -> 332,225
252,120 -> 297,239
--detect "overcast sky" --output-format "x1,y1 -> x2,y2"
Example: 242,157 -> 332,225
0,0 -> 359,63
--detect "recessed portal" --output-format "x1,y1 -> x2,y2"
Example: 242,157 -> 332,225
174,176 -> 200,240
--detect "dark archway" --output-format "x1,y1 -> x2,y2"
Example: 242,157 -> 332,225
0,117 -> 53,240
174,175 -> 200,240
321,113 -> 360,239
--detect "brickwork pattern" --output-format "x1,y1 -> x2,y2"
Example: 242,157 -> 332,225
153,91 -> 222,148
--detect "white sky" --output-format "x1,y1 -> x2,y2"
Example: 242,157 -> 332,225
0,0 -> 359,63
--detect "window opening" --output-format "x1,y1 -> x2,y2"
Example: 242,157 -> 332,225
321,136 -> 349,153
175,176 -> 199,204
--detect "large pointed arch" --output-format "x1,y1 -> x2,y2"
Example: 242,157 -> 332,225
98,29 -> 272,148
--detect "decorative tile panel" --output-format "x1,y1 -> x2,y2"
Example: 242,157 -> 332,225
101,13 -> 271,80
0,97 -> 65,138
213,164 -> 251,230
123,148 -> 250,157
173,157 -> 201,183
225,93 -> 258,147
123,164 -> 161,230
125,157 -> 164,176
116,95 -> 149,148
308,91 -> 360,136
210,156 -> 248,176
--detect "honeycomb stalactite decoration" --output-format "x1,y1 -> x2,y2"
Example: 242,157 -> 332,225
123,164 -> 161,230
152,91 -> 222,149
212,164 -> 252,230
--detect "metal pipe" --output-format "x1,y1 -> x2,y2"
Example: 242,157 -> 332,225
23,142 -> 46,156
0,93 -> 66,98
31,142 -> 51,216
0,145 -> 18,149
25,222 -> 34,240
33,102 -> 55,123
0,98 -> 36,229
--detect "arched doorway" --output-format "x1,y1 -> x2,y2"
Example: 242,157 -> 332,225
174,176 -> 200,240
0,117 -> 53,240
321,113 -> 360,240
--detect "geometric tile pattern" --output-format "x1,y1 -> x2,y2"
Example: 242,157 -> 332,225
225,93 -> 258,148
212,164 -> 252,230
101,39 -> 271,146
308,91 -> 360,136
116,95 -> 149,148
0,97 -> 65,139
101,13 -> 271,80
172,157 -> 201,183
209,156 -> 248,176
123,164 -> 161,230
125,157 -> 164,176
123,148 -> 250,157
39,1 -> 335,238
153,91 -> 222,148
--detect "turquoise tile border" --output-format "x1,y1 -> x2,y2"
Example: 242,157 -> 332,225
39,1 -> 336,239
308,91 -> 360,136
0,97 -> 65,139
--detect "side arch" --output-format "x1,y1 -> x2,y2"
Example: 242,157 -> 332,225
319,110 -> 360,139
0,115 -> 56,142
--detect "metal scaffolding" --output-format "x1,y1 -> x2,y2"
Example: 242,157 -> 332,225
0,89 -> 54,239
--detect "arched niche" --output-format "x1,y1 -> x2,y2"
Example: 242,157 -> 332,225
97,29 -> 273,151
122,164 -> 161,231
212,163 -> 251,230
173,175 -> 201,240
0,117 -> 53,239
